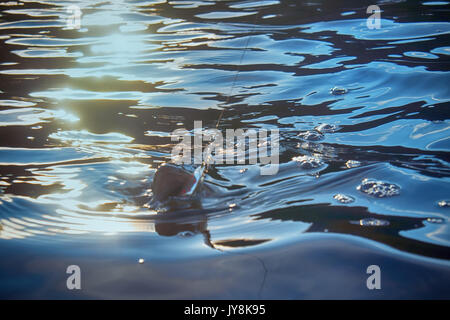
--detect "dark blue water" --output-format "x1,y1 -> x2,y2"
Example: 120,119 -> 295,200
0,0 -> 449,299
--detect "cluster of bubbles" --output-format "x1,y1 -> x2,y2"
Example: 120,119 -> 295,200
294,85 -> 344,170
333,193 -> 355,204
352,218 -> 390,227
357,178 -> 401,198
294,86 -> 448,231
426,217 -> 444,224
292,155 -> 324,169
294,118 -> 340,172
291,85 -> 445,232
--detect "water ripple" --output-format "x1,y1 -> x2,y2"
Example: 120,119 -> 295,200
0,0 -> 449,265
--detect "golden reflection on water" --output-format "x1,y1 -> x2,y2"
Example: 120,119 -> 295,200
0,210 -> 157,240
0,1 -> 193,240
0,194 -> 158,239
0,155 -> 158,239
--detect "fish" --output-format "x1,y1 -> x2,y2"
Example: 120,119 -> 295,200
151,163 -> 205,203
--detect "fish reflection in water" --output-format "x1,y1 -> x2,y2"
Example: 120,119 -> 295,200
148,161 -> 252,250
147,162 -> 212,247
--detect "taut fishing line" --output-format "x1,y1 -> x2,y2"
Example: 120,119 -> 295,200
184,16 -> 259,196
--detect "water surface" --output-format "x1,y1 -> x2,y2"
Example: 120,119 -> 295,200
0,0 -> 449,299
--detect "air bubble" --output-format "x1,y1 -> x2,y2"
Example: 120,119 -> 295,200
345,160 -> 361,168
426,217 -> 444,224
333,194 -> 355,203
330,86 -> 348,95
357,179 -> 400,198
177,231 -> 195,238
438,200 -> 450,208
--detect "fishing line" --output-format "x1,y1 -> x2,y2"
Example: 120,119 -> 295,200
186,16 -> 260,195
215,22 -> 257,129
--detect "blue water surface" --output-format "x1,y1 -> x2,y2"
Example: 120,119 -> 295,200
0,0 -> 449,299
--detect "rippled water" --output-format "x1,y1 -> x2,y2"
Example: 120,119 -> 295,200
0,0 -> 449,299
